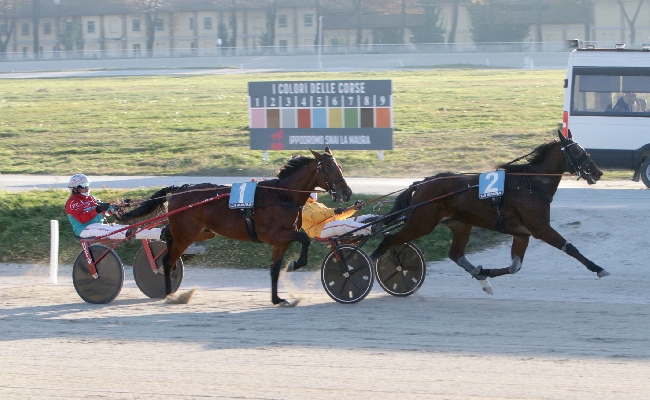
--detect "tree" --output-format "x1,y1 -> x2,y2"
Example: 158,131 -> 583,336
467,0 -> 530,43
57,17 -> 82,52
616,0 -> 645,45
447,0 -> 458,43
258,0 -> 276,47
410,0 -> 444,43
0,0 -> 19,57
229,0 -> 237,53
373,27 -> 401,43
125,0 -> 166,57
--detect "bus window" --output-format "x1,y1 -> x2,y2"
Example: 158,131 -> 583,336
571,67 -> 650,116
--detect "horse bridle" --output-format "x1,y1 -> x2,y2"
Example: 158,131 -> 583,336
316,155 -> 345,196
561,141 -> 593,180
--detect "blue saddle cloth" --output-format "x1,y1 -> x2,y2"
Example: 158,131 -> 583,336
478,170 -> 505,199
229,182 -> 258,209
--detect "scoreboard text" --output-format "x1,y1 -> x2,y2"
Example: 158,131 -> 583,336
248,80 -> 393,150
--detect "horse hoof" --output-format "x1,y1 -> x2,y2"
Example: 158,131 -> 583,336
470,265 -> 483,276
597,270 -> 610,278
478,279 -> 494,295
277,299 -> 300,307
285,261 -> 297,273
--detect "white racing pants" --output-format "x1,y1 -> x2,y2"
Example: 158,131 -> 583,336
319,214 -> 377,238
79,223 -> 162,241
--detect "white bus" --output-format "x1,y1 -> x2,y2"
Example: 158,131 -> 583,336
563,43 -> 650,187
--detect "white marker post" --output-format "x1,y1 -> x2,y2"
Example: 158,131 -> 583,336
50,220 -> 59,285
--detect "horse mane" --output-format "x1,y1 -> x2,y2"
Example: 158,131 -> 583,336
276,156 -> 315,179
498,140 -> 559,172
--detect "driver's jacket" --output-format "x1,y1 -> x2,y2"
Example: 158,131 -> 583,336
301,198 -> 356,238
65,193 -> 104,236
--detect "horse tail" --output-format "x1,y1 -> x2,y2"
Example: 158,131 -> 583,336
113,186 -> 177,224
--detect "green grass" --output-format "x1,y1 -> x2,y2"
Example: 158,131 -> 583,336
0,69 -> 629,265
0,189 -> 506,267
0,69 -> 609,178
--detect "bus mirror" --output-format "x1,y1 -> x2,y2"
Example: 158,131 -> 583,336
564,79 -> 568,89
567,39 -> 583,49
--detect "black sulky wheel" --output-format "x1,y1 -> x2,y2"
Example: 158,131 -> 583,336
132,241 -> 183,298
321,245 -> 373,304
72,244 -> 124,304
375,242 -> 426,297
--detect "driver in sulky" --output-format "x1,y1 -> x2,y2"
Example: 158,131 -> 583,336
65,174 -> 162,240
301,192 -> 378,238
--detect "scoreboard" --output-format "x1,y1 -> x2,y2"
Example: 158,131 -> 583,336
248,80 -> 393,150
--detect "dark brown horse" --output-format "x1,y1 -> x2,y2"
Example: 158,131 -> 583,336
116,148 -> 351,306
371,130 -> 607,295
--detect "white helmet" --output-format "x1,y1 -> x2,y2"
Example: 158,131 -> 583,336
68,174 -> 89,189
310,192 -> 318,200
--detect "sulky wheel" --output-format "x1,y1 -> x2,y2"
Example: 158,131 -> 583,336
321,245 -> 373,304
132,241 -> 183,298
72,244 -> 124,304
375,242 -> 426,297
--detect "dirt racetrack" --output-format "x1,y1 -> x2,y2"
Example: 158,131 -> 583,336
1,187 -> 650,399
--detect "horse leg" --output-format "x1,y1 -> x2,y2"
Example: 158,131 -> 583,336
529,224 -> 609,277
285,231 -> 311,272
162,223 -> 200,295
445,221 -> 493,295
474,235 -> 530,278
270,243 -> 293,306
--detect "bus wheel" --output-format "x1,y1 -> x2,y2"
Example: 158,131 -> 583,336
641,157 -> 650,188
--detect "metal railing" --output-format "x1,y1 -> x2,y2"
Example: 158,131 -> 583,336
0,41 -> 640,62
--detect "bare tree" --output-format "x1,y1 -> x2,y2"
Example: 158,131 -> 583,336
0,0 -> 19,57
259,0 -> 276,47
616,0 -> 645,45
125,0 -> 166,57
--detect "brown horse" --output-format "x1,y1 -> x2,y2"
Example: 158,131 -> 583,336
116,148 -> 351,306
371,130 -> 607,295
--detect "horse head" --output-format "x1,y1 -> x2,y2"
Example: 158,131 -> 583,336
558,129 -> 603,184
310,147 -> 352,203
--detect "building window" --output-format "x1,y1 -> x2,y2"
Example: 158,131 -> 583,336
87,21 -> 95,33
278,15 -> 287,28
132,19 -> 140,32
228,14 -> 234,28
204,17 -> 212,30
189,17 -> 194,30
133,43 -> 141,57
304,14 -> 313,27
279,39 -> 288,52
22,23 -> 29,35
22,47 -> 28,55
43,22 -> 51,35
155,19 -> 164,31
0,24 -> 6,35
65,21 -> 73,33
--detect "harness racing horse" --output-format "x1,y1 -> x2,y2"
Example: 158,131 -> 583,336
115,148 -> 352,306
371,130 -> 607,295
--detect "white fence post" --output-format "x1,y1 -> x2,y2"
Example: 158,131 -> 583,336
50,220 -> 59,285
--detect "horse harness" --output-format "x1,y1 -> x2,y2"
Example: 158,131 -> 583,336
489,173 -> 556,234
238,156 -> 343,243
